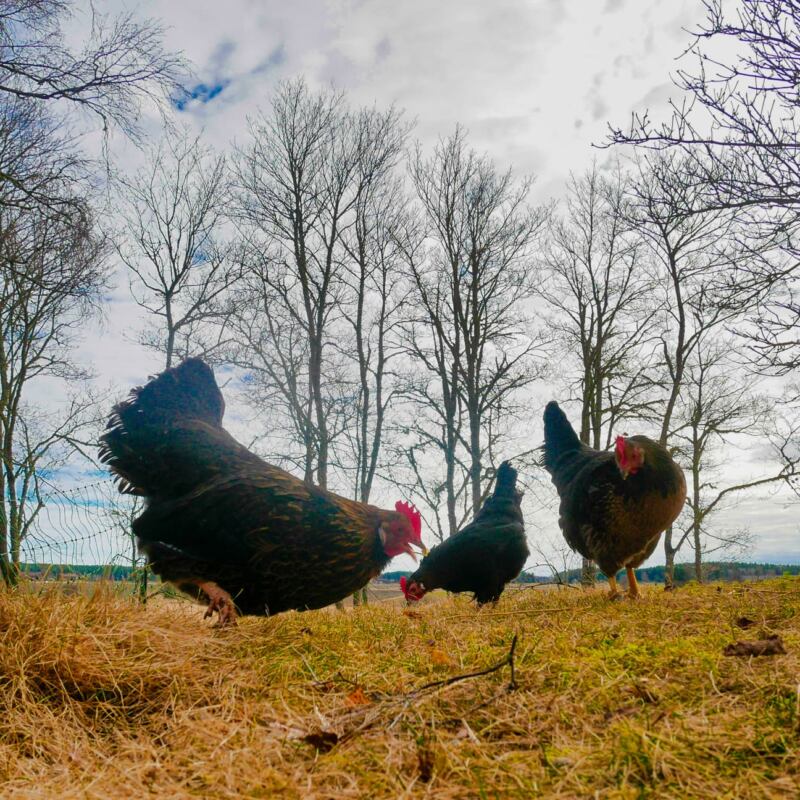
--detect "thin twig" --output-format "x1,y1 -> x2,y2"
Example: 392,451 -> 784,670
410,634 -> 518,695
337,635 -> 519,744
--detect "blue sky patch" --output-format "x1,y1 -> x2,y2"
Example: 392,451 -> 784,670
172,81 -> 230,111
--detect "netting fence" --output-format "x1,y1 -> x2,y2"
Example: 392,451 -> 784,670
10,476 -> 385,606
15,476 -> 145,586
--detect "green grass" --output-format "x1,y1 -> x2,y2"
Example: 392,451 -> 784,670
0,579 -> 797,798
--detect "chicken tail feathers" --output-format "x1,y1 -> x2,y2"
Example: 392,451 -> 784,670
117,358 -> 224,430
493,461 -> 519,498
543,401 -> 582,471
99,358 -> 226,495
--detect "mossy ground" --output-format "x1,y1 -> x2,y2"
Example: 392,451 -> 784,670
0,578 -> 797,798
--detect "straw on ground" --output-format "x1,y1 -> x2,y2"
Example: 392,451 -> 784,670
0,579 -> 797,798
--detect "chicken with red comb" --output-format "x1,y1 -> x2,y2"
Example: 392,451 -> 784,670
543,401 -> 685,600
99,357 -> 428,624
400,461 -> 527,605
393,501 -> 425,558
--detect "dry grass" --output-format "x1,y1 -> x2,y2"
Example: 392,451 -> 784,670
0,579 -> 798,799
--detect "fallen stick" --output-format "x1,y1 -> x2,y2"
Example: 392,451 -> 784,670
411,633 -> 518,695
331,634 -> 520,746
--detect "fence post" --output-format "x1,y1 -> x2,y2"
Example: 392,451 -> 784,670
138,564 -> 148,604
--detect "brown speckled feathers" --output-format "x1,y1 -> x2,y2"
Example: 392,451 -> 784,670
542,401 -> 686,578
100,358 -> 407,615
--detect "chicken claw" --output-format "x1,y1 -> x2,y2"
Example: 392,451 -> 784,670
606,575 -> 625,601
198,581 -> 238,627
625,567 -> 641,600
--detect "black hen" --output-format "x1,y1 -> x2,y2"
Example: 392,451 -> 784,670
400,461 -> 528,605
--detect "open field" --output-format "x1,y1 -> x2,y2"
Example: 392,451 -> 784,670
0,579 -> 798,799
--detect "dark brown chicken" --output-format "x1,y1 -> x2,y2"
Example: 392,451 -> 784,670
400,461 -> 528,605
542,401 -> 686,600
99,358 -> 424,623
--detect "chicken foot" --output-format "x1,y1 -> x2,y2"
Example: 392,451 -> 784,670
606,574 -> 625,601
625,566 -> 641,600
197,580 -> 238,626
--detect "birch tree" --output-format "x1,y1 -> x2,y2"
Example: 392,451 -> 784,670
0,176 -> 106,585
672,338 -> 799,580
542,162 -> 656,584
626,152 -> 755,584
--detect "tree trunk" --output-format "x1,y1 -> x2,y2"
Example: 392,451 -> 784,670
468,402 -> 482,517
693,525 -> 703,583
165,326 -> 175,369
0,470 -> 9,587
691,429 -> 703,583
444,383 -> 459,538
139,565 -> 148,604
664,526 -> 675,588
309,336 -> 328,490
577,407 -> 597,587
164,296 -> 176,369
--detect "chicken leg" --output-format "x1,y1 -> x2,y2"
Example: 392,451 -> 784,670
197,580 -> 238,626
625,567 -> 641,600
606,574 -> 624,601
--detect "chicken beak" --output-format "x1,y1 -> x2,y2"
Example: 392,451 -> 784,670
403,541 -> 427,561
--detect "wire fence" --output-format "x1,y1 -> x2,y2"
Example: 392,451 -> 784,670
11,476 -> 390,607
17,477 -> 143,581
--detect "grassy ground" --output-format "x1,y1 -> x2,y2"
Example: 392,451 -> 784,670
0,579 -> 797,799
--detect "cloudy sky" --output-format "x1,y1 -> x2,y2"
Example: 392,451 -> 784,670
49,0 -> 799,569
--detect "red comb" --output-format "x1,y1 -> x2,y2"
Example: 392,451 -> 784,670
395,500 -> 422,537
400,576 -> 408,598
615,435 -> 626,457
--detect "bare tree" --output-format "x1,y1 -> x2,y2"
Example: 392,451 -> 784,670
543,163 -> 656,448
607,0 -> 800,373
625,152 -> 760,583
0,96 -> 88,219
0,185 -> 107,585
671,338 -> 799,581
608,0 -> 800,217
233,79 -> 410,494
337,111 -> 412,607
0,1 -> 185,211
340,177 -> 407,507
233,79 -> 351,486
231,83 -> 411,608
399,128 -> 548,540
0,2 -> 183,586
542,162 -> 656,584
0,1 -> 185,137
115,131 -> 236,368
336,107 -> 412,504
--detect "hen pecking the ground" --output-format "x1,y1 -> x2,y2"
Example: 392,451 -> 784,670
542,401 -> 686,600
99,358 -> 426,624
401,461 -> 528,605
